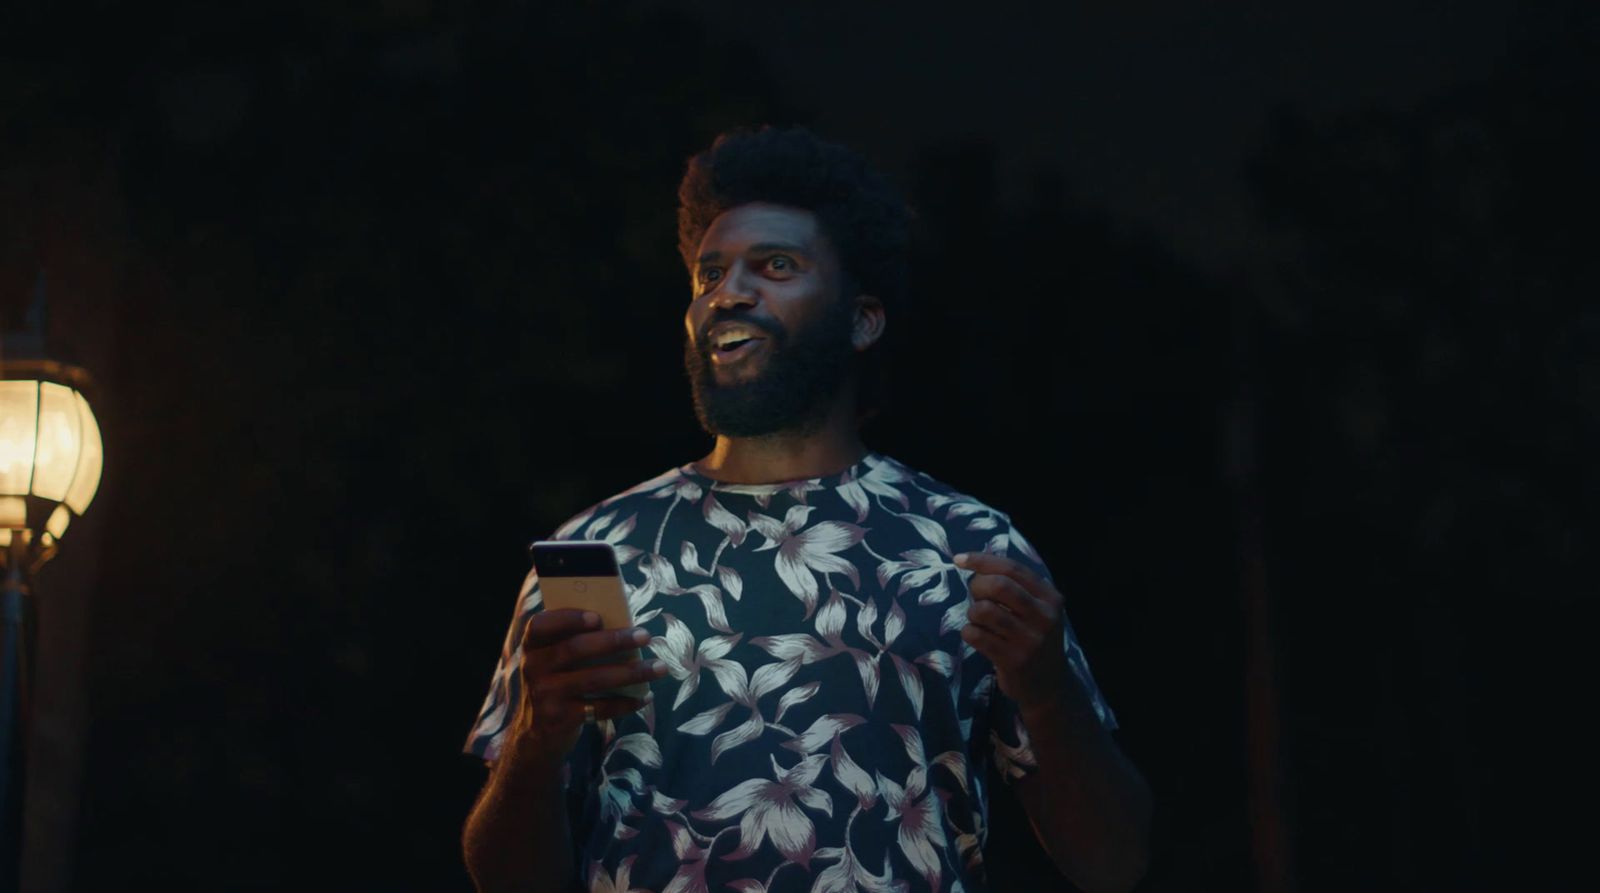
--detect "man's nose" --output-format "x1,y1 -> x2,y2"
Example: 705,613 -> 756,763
707,264 -> 758,312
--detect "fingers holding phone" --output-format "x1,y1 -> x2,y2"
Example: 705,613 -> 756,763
510,542 -> 665,756
515,610 -> 667,752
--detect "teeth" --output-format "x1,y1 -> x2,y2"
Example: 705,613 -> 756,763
713,330 -> 759,348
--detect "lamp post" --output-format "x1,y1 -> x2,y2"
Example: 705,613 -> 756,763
0,355 -> 102,888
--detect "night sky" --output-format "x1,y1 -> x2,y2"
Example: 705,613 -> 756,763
1,2 -> 1591,891
678,0 -> 1523,269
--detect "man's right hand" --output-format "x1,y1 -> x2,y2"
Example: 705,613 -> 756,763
509,609 -> 668,760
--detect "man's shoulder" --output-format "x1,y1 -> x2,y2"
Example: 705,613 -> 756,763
547,465 -> 693,541
870,454 -> 1046,566
869,454 -> 1017,525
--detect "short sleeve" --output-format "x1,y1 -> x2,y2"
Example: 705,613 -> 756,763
983,522 -> 1118,785
463,566 -> 541,762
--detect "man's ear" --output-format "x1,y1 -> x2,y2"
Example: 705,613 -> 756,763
852,294 -> 886,351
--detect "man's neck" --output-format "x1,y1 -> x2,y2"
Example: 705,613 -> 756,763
694,402 -> 868,485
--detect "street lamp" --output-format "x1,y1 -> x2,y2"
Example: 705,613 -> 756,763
0,356 -> 102,887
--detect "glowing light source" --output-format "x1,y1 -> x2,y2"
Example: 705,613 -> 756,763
0,377 -> 102,551
2,279 -> 107,889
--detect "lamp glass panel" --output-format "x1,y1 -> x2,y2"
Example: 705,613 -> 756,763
46,504 -> 71,539
32,382 -> 83,501
0,381 -> 39,496
64,390 -> 103,515
0,496 -> 23,528
0,529 -> 10,547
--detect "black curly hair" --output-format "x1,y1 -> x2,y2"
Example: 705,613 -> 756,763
677,126 -> 912,419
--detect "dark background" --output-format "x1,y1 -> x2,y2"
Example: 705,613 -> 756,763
2,1 -> 1591,890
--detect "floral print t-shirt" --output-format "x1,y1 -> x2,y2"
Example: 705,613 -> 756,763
464,453 -> 1116,893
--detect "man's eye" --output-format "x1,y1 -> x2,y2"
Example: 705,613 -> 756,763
766,256 -> 795,272
699,268 -> 723,284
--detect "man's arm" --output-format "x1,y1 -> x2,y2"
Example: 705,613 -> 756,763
954,551 -> 1152,893
461,610 -> 665,893
462,740 -> 578,893
1011,684 -> 1152,892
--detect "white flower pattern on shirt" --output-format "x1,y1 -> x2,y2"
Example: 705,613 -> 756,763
465,454 -> 1115,893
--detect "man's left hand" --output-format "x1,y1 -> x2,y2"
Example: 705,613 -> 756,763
953,551 -> 1072,711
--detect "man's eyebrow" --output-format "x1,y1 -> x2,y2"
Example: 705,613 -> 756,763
748,241 -> 808,255
696,242 -> 810,265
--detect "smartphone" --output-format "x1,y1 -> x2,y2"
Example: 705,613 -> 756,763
528,540 -> 649,700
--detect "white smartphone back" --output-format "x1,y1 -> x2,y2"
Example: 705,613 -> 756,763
529,540 -> 648,700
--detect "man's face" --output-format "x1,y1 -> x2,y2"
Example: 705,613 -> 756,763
683,203 -> 858,438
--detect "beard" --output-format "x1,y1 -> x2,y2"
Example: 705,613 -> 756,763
684,298 -> 857,438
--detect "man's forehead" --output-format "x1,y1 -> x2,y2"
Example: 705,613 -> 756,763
697,203 -> 823,259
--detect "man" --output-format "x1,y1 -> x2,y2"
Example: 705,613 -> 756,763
462,127 -> 1152,893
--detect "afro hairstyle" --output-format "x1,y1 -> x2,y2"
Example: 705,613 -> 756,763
676,126 -> 912,418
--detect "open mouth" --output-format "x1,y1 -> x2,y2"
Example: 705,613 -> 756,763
709,328 -> 768,366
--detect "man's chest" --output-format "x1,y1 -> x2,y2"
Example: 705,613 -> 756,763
604,505 -> 988,741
